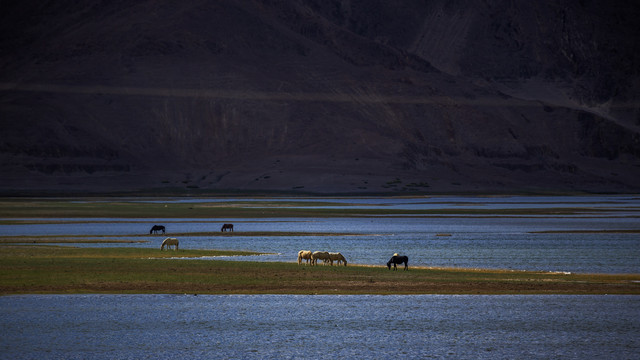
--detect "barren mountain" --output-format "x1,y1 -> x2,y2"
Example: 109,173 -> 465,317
1,0 -> 639,194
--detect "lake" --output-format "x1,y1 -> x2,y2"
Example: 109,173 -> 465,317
1,294 -> 639,359
1,195 -> 639,359
2,195 -> 639,273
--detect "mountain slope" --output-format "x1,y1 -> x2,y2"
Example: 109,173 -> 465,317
1,0 -> 639,194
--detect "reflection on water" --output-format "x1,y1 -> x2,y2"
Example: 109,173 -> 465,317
1,294 -> 638,359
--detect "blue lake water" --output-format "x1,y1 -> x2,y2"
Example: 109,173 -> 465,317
1,294 -> 639,360
1,195 -> 640,273
1,196 -> 639,359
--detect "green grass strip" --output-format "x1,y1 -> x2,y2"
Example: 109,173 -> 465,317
0,199 -> 630,218
1,246 -> 639,295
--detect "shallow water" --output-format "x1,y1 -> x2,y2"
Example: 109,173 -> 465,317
2,215 -> 639,273
1,294 -> 638,360
2,196 -> 640,273
2,197 -> 639,359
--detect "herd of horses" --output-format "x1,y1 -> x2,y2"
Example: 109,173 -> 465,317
151,225 -> 408,269
297,250 -> 408,270
297,250 -> 348,266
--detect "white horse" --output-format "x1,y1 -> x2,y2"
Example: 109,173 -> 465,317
297,250 -> 313,265
328,252 -> 347,266
311,251 -> 331,265
161,237 -> 179,251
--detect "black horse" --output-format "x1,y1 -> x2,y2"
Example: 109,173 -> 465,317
387,255 -> 408,271
221,223 -> 234,232
150,225 -> 166,234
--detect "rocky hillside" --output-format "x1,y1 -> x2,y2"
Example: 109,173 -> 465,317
1,0 -> 639,194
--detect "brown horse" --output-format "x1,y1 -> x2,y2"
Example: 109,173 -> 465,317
328,252 -> 348,266
221,224 -> 234,232
311,251 -> 331,265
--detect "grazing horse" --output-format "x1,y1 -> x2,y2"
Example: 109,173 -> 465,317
221,224 -> 234,232
161,237 -> 179,251
328,252 -> 348,266
297,250 -> 313,265
150,225 -> 165,234
387,255 -> 408,271
311,251 -> 331,266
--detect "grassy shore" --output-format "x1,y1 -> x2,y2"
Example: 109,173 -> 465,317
0,198 -> 627,218
1,246 -> 639,295
1,198 -> 638,295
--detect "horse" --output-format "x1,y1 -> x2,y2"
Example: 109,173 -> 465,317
221,224 -> 234,232
161,237 -> 179,251
387,255 -> 408,270
328,252 -> 347,266
311,251 -> 331,266
150,225 -> 165,234
297,250 -> 313,265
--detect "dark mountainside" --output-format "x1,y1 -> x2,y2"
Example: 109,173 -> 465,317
1,0 -> 639,195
